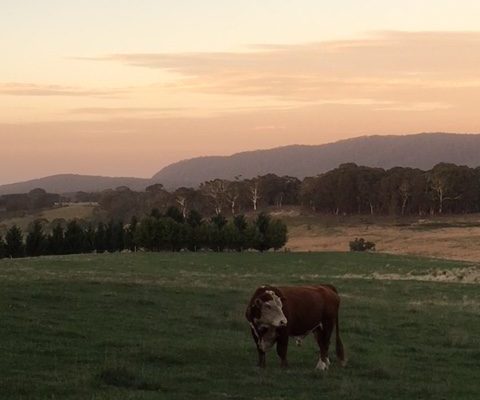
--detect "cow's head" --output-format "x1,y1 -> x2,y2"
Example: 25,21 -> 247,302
253,290 -> 287,328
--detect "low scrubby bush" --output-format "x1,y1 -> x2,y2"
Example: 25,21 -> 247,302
349,237 -> 376,252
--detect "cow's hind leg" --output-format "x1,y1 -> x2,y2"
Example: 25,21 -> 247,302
276,331 -> 289,368
314,320 -> 334,371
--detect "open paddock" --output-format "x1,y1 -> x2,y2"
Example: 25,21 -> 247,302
1,252 -> 479,399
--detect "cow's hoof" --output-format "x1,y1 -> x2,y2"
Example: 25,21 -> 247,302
315,360 -> 329,371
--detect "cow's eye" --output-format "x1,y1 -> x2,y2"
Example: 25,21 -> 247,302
264,304 -> 271,308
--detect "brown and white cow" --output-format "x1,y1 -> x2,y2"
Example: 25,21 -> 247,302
245,284 -> 346,370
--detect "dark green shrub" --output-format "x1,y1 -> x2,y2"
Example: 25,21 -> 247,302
25,220 -> 47,257
5,225 -> 25,258
64,220 -> 86,254
47,223 -> 65,254
165,206 -> 184,223
349,237 -> 376,252
0,234 -> 6,259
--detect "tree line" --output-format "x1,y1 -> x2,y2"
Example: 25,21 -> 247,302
75,162 -> 480,220
0,188 -> 60,212
0,207 -> 287,259
301,162 -> 480,215
3,162 -> 479,222
93,174 -> 301,222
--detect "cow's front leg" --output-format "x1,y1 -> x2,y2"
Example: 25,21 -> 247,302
257,348 -> 266,368
250,327 -> 266,368
315,354 -> 330,371
276,330 -> 289,368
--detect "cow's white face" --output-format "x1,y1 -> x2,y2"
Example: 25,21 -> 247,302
255,290 -> 287,328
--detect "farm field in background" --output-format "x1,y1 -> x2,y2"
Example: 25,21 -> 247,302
1,252 -> 478,399
4,204 -> 480,261
277,210 -> 480,261
0,203 -> 96,234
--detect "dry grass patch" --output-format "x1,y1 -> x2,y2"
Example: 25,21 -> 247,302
0,204 -> 96,233
333,266 -> 480,284
285,212 -> 480,262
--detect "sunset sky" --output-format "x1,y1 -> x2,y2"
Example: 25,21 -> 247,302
2,1 -> 480,184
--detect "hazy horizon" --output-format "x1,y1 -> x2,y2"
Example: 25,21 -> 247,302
2,1 -> 480,184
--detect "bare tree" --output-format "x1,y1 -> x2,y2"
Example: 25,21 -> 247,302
201,179 -> 226,215
429,165 -> 461,214
225,181 -> 240,215
429,176 -> 447,214
248,178 -> 261,211
176,196 -> 187,218
174,187 -> 195,219
398,180 -> 411,216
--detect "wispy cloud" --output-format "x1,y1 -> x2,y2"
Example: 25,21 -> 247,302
0,83 -> 125,97
101,31 -> 480,77
70,106 -> 185,115
374,102 -> 452,112
88,31 -> 480,110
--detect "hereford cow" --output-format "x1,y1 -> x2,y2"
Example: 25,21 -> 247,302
245,284 -> 346,370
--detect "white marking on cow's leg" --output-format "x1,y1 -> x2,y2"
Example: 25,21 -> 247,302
325,357 -> 331,367
315,356 -> 329,371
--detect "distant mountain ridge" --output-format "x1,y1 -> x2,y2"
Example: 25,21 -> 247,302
152,133 -> 480,187
0,174 -> 150,195
2,133 -> 480,194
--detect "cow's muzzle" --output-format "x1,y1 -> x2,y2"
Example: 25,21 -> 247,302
277,318 -> 287,327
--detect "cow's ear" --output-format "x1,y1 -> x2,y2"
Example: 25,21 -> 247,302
274,291 -> 286,308
245,306 -> 252,321
273,296 -> 283,307
246,300 -> 261,321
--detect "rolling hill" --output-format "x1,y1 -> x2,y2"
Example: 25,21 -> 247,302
2,132 -> 480,194
0,174 -> 150,195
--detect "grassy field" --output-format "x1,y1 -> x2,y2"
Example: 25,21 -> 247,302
1,252 -> 479,399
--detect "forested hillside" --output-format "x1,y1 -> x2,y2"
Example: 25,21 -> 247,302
153,133 -> 480,187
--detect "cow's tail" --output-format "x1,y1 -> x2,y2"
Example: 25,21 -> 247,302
335,310 -> 347,367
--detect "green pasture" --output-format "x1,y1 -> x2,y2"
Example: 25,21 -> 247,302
0,252 -> 478,399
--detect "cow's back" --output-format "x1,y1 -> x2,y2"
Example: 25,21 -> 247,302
278,285 -> 340,337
